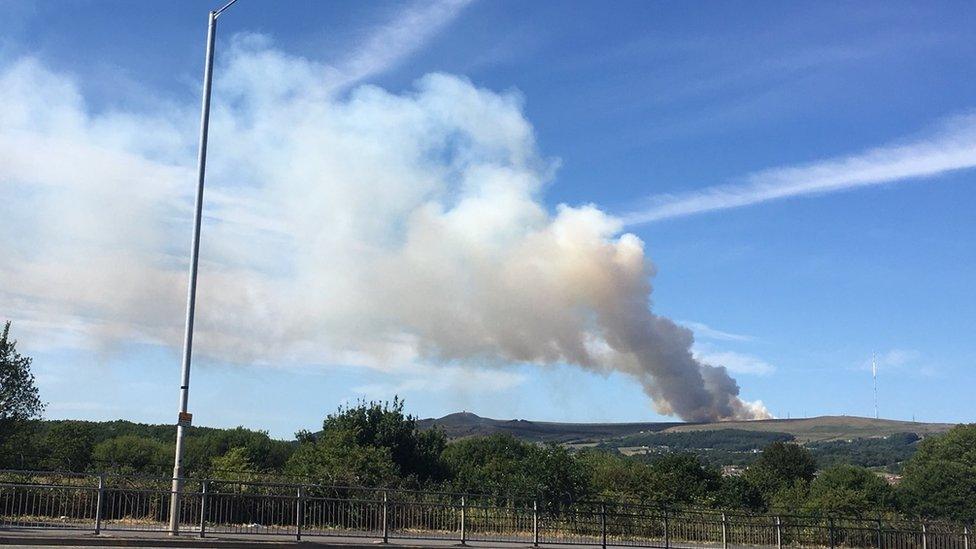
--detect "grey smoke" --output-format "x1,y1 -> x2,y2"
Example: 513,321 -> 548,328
0,43 -> 769,422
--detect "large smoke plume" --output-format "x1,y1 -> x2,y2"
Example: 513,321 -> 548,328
0,37 -> 769,421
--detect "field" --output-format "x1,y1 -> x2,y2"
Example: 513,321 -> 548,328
660,415 -> 954,443
418,412 -> 954,444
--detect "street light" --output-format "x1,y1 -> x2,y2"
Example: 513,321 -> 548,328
169,0 -> 239,535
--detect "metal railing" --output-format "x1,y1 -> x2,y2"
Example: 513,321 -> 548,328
0,470 -> 971,548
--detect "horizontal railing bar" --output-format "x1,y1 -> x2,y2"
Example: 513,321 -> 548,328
3,469 -> 971,540
0,469 -> 97,478
0,482 -> 99,491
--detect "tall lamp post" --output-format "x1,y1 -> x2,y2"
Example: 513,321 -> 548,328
169,0 -> 239,535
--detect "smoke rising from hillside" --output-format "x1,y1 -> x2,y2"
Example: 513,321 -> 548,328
0,38 -> 768,421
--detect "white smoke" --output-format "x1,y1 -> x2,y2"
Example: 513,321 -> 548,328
0,38 -> 769,422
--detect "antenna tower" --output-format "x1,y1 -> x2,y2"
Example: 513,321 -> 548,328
872,353 -> 878,419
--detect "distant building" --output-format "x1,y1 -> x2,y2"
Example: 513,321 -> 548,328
879,472 -> 902,486
722,465 -> 745,477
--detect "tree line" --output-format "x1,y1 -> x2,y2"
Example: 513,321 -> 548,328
2,321 -> 974,524
600,429 -> 922,470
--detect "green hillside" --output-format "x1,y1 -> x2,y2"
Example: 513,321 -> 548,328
659,415 -> 954,443
417,411 -> 683,443
419,412 -> 953,444
418,413 -> 954,470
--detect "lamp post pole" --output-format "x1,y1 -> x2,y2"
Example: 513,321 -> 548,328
168,0 -> 238,535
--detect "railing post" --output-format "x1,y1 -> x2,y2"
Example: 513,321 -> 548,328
828,517 -> 836,549
964,525 -> 970,549
663,508 -> 670,549
921,522 -> 927,549
295,486 -> 303,541
94,473 -> 105,535
533,500 -> 539,547
601,503 -> 607,549
382,490 -> 389,544
198,481 -> 208,538
775,516 -> 782,549
460,495 -> 467,545
877,517 -> 883,549
721,512 -> 728,549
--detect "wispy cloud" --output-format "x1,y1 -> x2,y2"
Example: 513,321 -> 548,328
330,0 -> 473,89
681,321 -> 755,343
623,113 -> 976,224
694,349 -> 776,376
684,321 -> 773,377
352,366 -> 526,400
875,349 -> 922,368
859,349 -> 935,376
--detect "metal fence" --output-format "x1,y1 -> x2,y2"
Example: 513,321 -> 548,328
0,470 -> 972,548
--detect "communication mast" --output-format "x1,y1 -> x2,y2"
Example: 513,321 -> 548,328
872,353 -> 878,419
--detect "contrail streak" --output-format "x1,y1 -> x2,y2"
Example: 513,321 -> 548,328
623,113 -> 976,225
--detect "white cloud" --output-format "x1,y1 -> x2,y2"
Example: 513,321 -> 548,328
878,349 -> 922,367
330,0 -> 474,90
680,320 -> 755,343
694,349 -> 775,376
623,113 -> 976,224
683,322 -> 773,376
352,365 -> 526,400
861,349 -> 926,373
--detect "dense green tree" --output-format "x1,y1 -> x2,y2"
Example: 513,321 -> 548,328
746,442 -> 817,502
579,450 -> 724,508
443,433 -> 540,497
285,399 -> 443,487
714,475 -> 764,511
211,447 -> 261,484
286,428 -> 398,487
644,453 -> 722,506
442,433 -> 588,507
804,465 -> 893,515
904,425 -> 976,468
531,443 -> 589,509
898,461 -> 975,522
92,435 -> 171,474
768,480 -> 811,513
318,398 -> 446,483
183,427 -> 293,474
3,413 -> 294,475
809,433 -> 920,470
0,420 -> 42,469
577,450 -> 656,502
897,425 -> 976,522
41,422 -> 95,471
0,321 -> 44,459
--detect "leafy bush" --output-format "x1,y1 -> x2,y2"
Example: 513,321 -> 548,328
745,441 -> 817,503
286,398 -> 446,488
804,464 -> 893,515
443,433 -> 587,508
93,435 -> 171,474
897,425 -> 976,522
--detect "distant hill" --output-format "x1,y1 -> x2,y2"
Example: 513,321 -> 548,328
660,416 -> 955,443
417,412 -> 683,443
419,412 -> 954,444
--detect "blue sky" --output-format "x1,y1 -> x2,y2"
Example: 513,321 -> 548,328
1,1 -> 973,438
